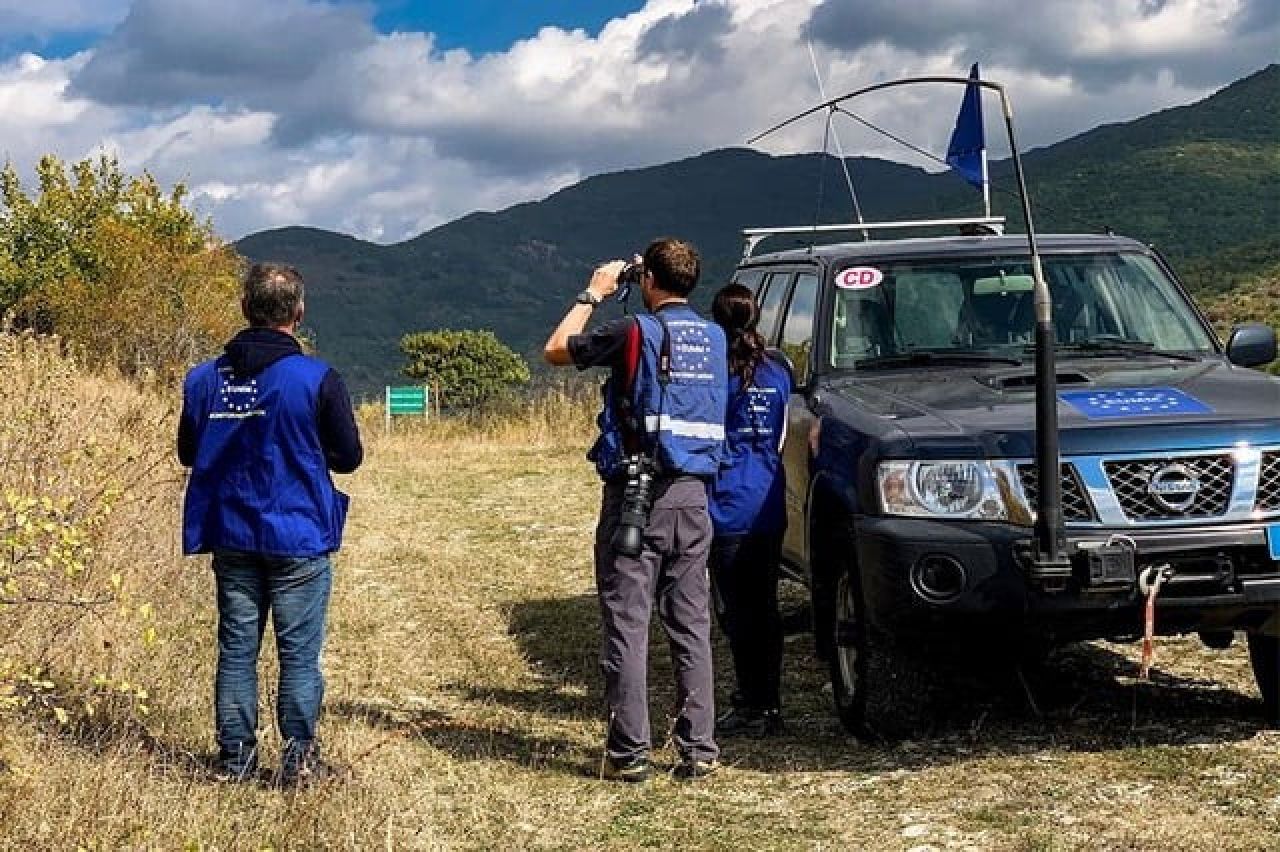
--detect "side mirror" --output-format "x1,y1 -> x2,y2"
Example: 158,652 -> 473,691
1226,322 -> 1277,368
766,347 -> 800,390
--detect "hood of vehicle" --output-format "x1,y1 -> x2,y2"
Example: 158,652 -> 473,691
824,356 -> 1280,458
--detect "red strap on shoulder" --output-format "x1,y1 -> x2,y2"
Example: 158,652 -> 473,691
620,318 -> 642,394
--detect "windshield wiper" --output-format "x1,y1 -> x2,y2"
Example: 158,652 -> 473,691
1050,337 -> 1201,362
855,349 -> 1025,369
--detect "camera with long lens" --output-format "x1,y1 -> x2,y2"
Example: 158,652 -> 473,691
616,261 -> 644,303
611,453 -> 659,557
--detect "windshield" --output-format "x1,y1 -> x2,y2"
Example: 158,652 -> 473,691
829,251 -> 1216,368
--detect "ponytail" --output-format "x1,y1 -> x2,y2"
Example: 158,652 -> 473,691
712,283 -> 767,389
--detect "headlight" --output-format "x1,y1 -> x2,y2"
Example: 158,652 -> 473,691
877,460 -> 1015,520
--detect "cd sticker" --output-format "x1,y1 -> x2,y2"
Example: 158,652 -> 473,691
836,267 -> 883,290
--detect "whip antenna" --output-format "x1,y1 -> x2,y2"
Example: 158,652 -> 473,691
807,40 -> 868,240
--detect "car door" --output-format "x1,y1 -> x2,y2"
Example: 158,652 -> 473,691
776,270 -> 820,570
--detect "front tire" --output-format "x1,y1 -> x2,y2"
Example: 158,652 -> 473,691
828,563 -> 938,740
830,569 -> 868,734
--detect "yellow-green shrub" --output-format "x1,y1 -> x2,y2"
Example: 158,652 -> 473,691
0,330 -> 185,729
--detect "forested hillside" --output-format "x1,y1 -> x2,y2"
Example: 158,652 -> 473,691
238,64 -> 1280,393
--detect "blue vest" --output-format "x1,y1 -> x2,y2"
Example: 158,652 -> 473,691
590,305 -> 727,479
708,355 -> 791,536
181,353 -> 349,557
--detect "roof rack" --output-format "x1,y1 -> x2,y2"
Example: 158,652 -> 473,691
741,215 -> 1006,258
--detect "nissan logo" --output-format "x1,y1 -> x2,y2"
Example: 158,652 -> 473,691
1146,463 -> 1201,512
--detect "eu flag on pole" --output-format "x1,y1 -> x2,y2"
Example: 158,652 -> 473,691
946,63 -> 985,191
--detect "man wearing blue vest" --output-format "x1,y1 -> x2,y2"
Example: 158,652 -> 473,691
178,262 -> 362,786
544,237 -> 727,782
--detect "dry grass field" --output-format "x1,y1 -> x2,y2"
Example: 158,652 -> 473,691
4,370 -> 1280,850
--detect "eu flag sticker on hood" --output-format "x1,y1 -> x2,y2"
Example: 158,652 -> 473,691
1060,387 -> 1212,419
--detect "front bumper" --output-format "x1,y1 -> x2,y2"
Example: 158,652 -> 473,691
855,517 -> 1280,643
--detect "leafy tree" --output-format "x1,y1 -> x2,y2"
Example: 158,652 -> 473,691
399,329 -> 530,409
0,153 -> 241,380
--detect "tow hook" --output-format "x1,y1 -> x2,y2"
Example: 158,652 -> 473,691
1139,564 -> 1174,679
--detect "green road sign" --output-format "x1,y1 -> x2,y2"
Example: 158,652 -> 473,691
385,385 -> 430,433
387,385 -> 427,415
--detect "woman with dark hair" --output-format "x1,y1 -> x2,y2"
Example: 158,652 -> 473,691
708,283 -> 792,737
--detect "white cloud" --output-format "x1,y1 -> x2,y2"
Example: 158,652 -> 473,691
0,0 -> 1269,243
0,0 -> 129,37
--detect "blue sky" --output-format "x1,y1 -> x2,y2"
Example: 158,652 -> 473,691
0,1 -> 650,61
0,0 -> 1273,242
372,1 -> 647,53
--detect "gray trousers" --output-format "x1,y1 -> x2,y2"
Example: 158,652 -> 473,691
594,476 -> 719,763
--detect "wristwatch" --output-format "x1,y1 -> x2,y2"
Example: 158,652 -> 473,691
576,289 -> 603,306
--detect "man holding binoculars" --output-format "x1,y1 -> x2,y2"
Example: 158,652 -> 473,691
543,237 -> 726,782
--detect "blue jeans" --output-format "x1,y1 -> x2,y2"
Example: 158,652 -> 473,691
213,550 -> 333,773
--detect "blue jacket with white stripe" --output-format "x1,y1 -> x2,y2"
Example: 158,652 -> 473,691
590,304 -> 727,480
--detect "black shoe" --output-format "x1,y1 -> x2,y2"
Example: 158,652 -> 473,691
280,744 -> 345,789
213,762 -> 259,783
716,705 -> 761,737
716,706 -> 784,738
212,747 -> 259,783
280,757 -> 345,788
602,755 -> 653,783
672,758 -> 720,781
758,709 -> 784,737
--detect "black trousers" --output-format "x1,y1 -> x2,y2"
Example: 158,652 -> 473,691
709,531 -> 784,712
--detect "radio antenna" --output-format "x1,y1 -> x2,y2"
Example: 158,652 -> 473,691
807,40 -> 868,240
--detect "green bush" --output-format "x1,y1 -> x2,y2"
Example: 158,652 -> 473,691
399,328 -> 531,410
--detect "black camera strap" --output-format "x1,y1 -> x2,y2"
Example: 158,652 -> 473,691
656,312 -> 673,385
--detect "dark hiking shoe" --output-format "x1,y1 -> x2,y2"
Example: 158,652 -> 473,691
212,748 -> 259,783
672,758 -> 720,781
213,762 -> 259,783
757,709 -> 784,737
602,755 -> 653,783
280,756 -> 345,788
716,706 -> 784,738
280,743 -> 346,789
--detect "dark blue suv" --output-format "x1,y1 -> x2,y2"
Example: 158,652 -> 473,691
735,232 -> 1280,737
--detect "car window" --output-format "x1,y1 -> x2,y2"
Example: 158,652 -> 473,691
895,272 -> 965,348
780,272 -> 819,378
756,272 -> 792,344
1050,254 -> 1208,349
827,251 -> 1213,368
734,268 -> 765,295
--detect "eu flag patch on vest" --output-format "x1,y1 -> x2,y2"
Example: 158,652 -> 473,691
1059,387 -> 1212,419
668,320 -> 716,382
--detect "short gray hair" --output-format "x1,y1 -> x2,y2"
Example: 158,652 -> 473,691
242,263 -> 304,327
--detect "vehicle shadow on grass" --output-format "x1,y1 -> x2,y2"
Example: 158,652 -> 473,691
493,594 -> 1269,775
730,637 -> 1268,774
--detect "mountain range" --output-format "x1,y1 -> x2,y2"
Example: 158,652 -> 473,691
236,64 -> 1280,395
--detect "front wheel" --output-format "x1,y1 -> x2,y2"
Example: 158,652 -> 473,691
830,570 -> 866,734
828,566 -> 938,739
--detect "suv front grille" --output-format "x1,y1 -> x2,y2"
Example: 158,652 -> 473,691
1103,454 -> 1233,520
1017,464 -> 1095,523
1257,451 -> 1280,512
